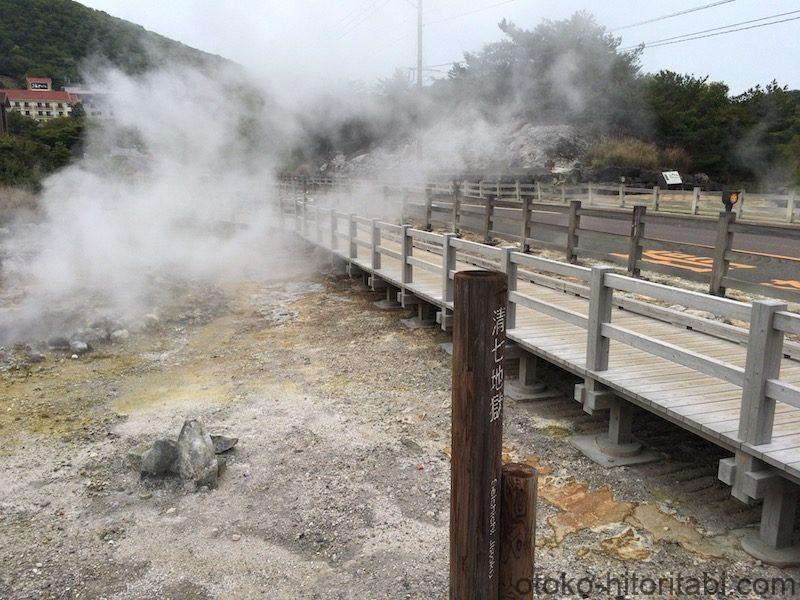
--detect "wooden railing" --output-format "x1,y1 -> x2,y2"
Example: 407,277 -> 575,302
287,176 -> 799,224
285,179 -> 800,305
287,195 -> 800,458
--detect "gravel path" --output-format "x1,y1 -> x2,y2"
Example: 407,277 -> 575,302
1,257 -> 798,599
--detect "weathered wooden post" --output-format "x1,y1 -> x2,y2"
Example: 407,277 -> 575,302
709,211 -> 736,296
787,191 -> 796,223
565,200 -> 581,264
483,195 -> 495,245
450,270 -> 507,600
627,205 -> 646,277
499,463 -> 537,600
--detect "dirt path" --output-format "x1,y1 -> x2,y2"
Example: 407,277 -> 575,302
1,262 -> 798,599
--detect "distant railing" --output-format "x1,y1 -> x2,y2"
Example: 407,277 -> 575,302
283,177 -> 800,306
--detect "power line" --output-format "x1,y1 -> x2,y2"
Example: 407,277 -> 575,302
611,0 -> 737,32
335,0 -> 392,40
621,9 -> 800,50
622,11 -> 800,51
426,0 -> 519,26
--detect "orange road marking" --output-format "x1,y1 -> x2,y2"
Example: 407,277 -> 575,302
610,250 -> 756,274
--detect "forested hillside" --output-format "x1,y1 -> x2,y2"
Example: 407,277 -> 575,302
0,0 -> 229,87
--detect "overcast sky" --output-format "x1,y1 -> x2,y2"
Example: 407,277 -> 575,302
77,0 -> 799,93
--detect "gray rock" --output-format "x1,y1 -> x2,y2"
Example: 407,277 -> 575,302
25,348 -> 46,363
69,340 -> 89,355
143,314 -> 160,329
110,329 -> 130,342
141,439 -> 179,476
210,435 -> 238,454
175,419 -> 218,487
72,328 -> 107,345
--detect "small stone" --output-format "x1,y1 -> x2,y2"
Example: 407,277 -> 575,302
144,314 -> 160,329
71,354 -> 79,360
138,491 -> 152,500
165,507 -> 176,515
35,563 -> 42,568
210,434 -> 239,454
110,329 -> 130,342
231,534 -> 241,541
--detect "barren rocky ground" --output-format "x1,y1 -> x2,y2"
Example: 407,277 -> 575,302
1,245 -> 799,599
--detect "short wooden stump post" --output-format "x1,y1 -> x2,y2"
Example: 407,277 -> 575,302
499,463 -> 537,599
450,270 -> 507,600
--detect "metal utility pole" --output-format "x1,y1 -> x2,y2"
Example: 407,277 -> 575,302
415,0 -> 423,162
416,0 -> 423,91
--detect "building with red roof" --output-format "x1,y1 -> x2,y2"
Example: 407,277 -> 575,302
0,77 -> 80,122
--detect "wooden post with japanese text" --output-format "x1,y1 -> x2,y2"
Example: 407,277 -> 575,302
450,270 -> 507,600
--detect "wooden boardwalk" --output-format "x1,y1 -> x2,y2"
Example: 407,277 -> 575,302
290,203 -> 800,562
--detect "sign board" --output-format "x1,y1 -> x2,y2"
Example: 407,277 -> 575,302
29,82 -> 49,90
662,171 -> 682,185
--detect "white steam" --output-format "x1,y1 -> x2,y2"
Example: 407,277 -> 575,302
0,63 -> 296,343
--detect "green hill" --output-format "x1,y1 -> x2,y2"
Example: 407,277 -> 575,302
0,0 -> 231,88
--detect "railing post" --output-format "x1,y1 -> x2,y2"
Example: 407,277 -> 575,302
739,300 -> 787,446
483,194 -> 494,245
536,181 -> 542,202
330,210 -> 337,253
618,183 -> 625,208
451,181 -> 462,233
627,205 -> 646,277
709,211 -> 736,296
371,219 -> 381,271
441,233 -> 456,306
314,204 -> 321,243
519,180 -> 531,254
736,189 -> 745,219
566,200 -> 581,264
400,224 -> 412,287
652,186 -> 660,211
691,187 -> 701,215
561,184 -> 566,204
787,191 -> 796,223
501,247 -> 517,330
348,214 -> 357,260
301,198 -> 309,238
424,185 -> 433,231
586,266 -> 614,375
450,270 -> 507,600
587,182 -> 594,205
